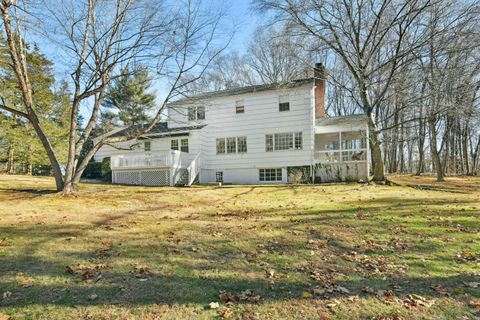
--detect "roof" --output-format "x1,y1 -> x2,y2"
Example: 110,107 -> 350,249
107,122 -> 206,139
169,78 -> 315,105
315,114 -> 367,127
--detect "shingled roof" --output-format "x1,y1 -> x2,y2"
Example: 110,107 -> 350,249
169,78 -> 315,105
107,122 -> 206,139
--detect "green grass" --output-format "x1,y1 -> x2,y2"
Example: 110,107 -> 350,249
0,174 -> 479,320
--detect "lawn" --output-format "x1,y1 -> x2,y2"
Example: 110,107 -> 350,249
0,175 -> 479,320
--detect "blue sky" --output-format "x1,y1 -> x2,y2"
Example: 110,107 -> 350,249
30,0 -> 261,121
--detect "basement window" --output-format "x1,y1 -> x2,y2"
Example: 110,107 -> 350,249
259,168 -> 282,182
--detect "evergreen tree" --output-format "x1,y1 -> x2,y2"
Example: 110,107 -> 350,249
0,42 -> 70,174
102,67 -> 156,127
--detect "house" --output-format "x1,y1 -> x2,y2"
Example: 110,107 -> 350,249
94,64 -> 370,186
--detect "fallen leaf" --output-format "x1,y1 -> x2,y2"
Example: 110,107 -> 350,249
302,291 -> 313,298
18,277 -> 34,288
88,294 -> 98,301
2,291 -> 11,300
468,299 -> 480,309
219,291 -> 240,304
218,309 -> 232,318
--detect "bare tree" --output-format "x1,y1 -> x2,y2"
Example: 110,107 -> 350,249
0,0 -> 232,194
255,0 -> 433,181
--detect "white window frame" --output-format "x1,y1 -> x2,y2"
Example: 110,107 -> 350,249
188,106 -> 205,121
259,168 -> 282,182
216,137 -> 247,155
266,132 -> 303,152
279,95 -> 290,112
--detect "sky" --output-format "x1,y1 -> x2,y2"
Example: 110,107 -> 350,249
28,0 -> 262,122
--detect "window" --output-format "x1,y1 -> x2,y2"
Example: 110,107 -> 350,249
294,132 -> 303,149
216,138 -> 225,154
217,137 -> 247,154
188,106 -> 205,121
235,100 -> 245,114
275,132 -> 294,150
342,138 -> 365,150
227,137 -> 236,154
265,134 -> 273,152
197,106 -> 205,120
171,139 -> 179,150
180,139 -> 189,153
266,132 -> 303,152
279,95 -> 290,112
144,141 -> 151,151
259,168 -> 282,182
237,136 -> 247,153
216,171 -> 223,183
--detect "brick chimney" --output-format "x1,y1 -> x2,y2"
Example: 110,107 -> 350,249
314,63 -> 326,118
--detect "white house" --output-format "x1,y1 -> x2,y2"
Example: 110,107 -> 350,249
94,64 -> 370,186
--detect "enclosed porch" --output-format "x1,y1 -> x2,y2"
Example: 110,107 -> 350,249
314,115 -> 370,182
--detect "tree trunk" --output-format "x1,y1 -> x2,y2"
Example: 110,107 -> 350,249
7,145 -> 14,174
367,114 -> 385,181
27,163 -> 33,175
428,115 -> 444,181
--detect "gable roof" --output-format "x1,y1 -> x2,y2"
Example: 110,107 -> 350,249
169,78 -> 315,106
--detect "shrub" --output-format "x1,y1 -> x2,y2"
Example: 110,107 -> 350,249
101,157 -> 112,181
82,162 -> 102,179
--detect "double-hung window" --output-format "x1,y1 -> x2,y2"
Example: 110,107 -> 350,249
279,95 -> 290,112
226,137 -> 236,154
171,138 -> 189,152
171,139 -> 179,150
216,138 -> 226,154
180,139 -> 189,152
216,137 -> 247,154
144,141 -> 151,151
188,106 -> 205,121
237,137 -> 247,153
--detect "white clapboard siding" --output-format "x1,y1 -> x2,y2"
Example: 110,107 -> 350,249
170,84 -> 315,175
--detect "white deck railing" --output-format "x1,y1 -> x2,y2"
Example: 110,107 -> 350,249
110,150 -> 182,170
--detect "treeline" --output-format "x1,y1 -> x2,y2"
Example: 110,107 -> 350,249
196,0 -> 480,180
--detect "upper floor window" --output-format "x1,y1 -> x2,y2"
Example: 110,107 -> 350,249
235,100 -> 245,114
279,95 -> 290,112
188,106 -> 205,121
216,136 -> 247,154
144,141 -> 151,151
266,132 -> 302,152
